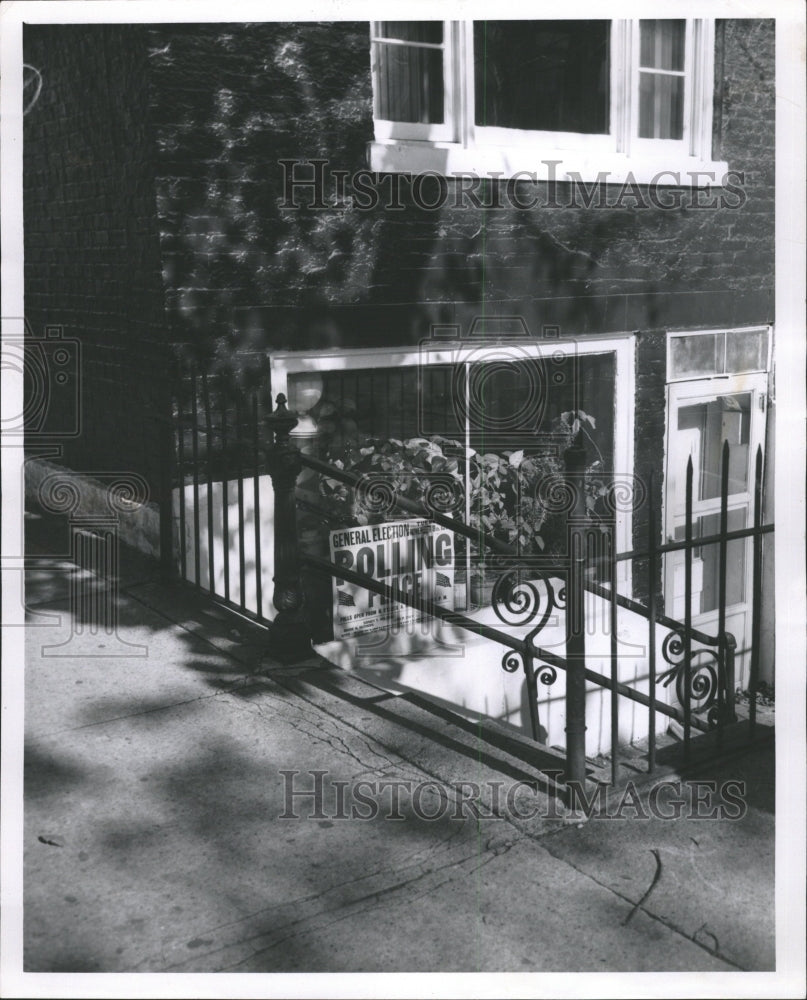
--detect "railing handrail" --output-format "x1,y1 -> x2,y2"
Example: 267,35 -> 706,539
301,552 -> 710,734
298,449 -> 751,649
301,552 -> 562,666
299,451 -> 517,556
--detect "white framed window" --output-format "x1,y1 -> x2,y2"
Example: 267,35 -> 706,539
370,21 -> 455,143
369,19 -> 727,184
270,331 -> 636,588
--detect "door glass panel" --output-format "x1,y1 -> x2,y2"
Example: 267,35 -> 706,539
676,393 -> 751,499
673,507 -> 747,612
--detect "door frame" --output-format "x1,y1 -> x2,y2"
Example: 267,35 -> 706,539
663,370 -> 769,659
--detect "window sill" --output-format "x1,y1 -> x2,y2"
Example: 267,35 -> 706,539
368,140 -> 730,188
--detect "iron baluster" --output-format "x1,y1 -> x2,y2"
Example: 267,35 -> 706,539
564,433 -> 588,788
749,446 -> 764,737
684,456 -> 693,762
609,521 -> 619,787
220,385 -> 231,603
252,395 -> 263,619
190,363 -> 201,589
236,393 -> 247,611
716,439 -> 729,738
202,372 -> 215,593
647,471 -> 657,773
175,371 -> 187,582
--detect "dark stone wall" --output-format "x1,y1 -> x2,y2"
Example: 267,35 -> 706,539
23,24 -> 171,495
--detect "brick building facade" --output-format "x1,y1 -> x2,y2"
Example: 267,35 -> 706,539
23,18 -> 775,682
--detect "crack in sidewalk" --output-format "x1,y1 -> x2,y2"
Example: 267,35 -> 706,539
536,838 -> 745,970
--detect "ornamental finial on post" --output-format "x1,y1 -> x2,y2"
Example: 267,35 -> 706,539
266,393 -> 298,448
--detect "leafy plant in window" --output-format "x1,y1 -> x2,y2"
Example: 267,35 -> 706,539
298,396 -> 609,567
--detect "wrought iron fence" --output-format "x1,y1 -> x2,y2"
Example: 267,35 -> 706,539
170,369 -> 774,791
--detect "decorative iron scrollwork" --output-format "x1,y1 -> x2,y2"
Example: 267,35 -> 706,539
501,650 -> 522,673
500,650 -> 558,688
536,663 -> 558,686
657,627 -> 723,722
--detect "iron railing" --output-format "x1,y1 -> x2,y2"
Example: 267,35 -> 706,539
170,371 -> 774,790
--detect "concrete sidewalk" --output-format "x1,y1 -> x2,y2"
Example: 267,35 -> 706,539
21,510 -> 774,973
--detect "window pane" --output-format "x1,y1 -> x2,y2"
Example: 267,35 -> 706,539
639,71 -> 684,139
670,334 -> 723,378
640,20 -> 685,71
677,394 -> 752,500
465,354 -> 614,471
725,330 -> 767,373
374,42 -> 443,123
674,508 -> 747,612
378,21 -> 443,45
473,21 -> 610,133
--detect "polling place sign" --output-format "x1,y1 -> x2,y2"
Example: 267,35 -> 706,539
329,519 -> 455,639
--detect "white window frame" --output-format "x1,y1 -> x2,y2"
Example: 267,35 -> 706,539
370,22 -> 457,143
271,332 -> 636,592
369,19 -> 727,185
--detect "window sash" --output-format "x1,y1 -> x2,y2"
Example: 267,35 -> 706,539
371,21 -> 456,142
469,22 -> 618,152
630,19 -> 694,152
667,327 -> 772,382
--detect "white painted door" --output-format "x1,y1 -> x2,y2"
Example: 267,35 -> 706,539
664,373 -> 767,688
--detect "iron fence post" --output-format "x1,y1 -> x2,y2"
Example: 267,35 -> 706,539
724,634 -> 737,723
749,446 -> 764,737
265,393 -> 311,662
159,361 -> 178,580
564,432 -> 588,788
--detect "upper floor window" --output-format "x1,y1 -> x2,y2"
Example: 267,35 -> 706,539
369,19 -> 726,184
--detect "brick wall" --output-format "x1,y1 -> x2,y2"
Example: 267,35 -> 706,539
22,19 -> 775,571
145,19 -> 774,361
23,24 -> 171,499
144,18 -> 774,567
